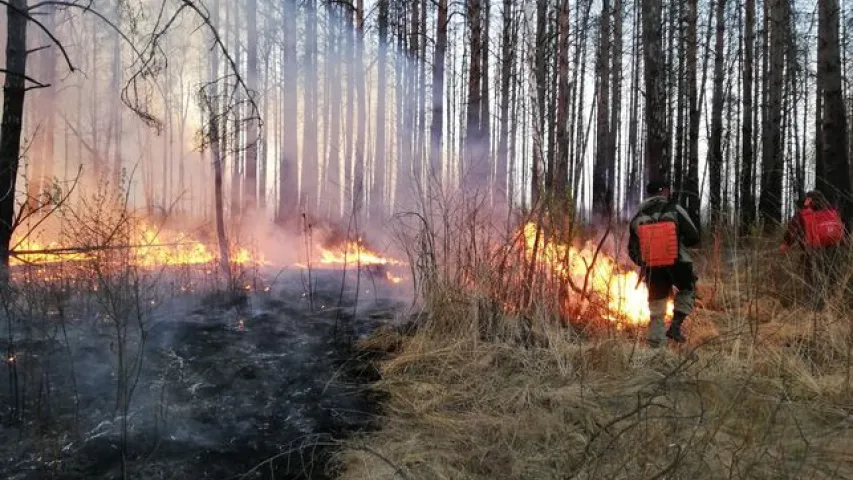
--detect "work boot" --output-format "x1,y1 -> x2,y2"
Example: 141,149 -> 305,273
666,312 -> 687,343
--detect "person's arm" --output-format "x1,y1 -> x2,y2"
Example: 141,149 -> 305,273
674,204 -> 700,247
627,216 -> 642,266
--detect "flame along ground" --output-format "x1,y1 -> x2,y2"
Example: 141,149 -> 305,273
9,222 -> 261,268
6,221 -> 670,325
9,223 -> 407,285
520,222 -> 674,326
294,238 -> 406,283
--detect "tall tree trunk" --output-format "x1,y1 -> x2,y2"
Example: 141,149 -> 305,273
554,0 -> 570,197
0,0 -> 27,273
708,0 -> 727,224
429,0 -> 448,190
593,0 -> 612,217
30,3 -> 57,208
684,0 -> 700,225
303,0 -> 318,215
354,0 -> 366,213
417,0 -> 427,186
371,0 -> 389,219
625,0 -> 642,209
278,0 -> 299,223
230,6 -> 242,216
532,0 -> 547,203
481,0 -> 492,197
674,0 -> 685,194
244,0 -> 258,210
496,0 -> 513,207
818,0 -> 851,219
465,0 -> 486,193
208,0 -> 231,281
642,0 -> 667,182
327,7 -> 342,218
740,0 -> 755,230
609,0 -> 622,216
759,0 -> 784,229
344,5 -> 355,213
395,4 -> 409,211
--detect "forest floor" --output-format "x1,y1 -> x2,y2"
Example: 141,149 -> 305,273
336,243 -> 853,480
0,267 -> 408,480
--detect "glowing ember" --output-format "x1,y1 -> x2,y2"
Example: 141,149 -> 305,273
386,271 -> 403,284
520,222 -> 674,326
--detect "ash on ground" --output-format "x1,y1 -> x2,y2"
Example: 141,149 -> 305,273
0,268 -> 406,479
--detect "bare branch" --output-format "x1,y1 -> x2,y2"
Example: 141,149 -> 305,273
0,69 -> 50,89
0,0 -> 75,72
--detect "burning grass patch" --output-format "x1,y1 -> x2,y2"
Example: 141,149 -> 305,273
334,205 -> 853,479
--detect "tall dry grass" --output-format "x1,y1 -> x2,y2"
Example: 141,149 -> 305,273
335,195 -> 853,480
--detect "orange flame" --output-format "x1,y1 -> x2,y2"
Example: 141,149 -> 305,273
317,239 -> 404,267
10,222 -> 264,268
520,223 -> 673,326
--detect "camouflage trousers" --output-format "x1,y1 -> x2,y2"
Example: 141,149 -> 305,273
644,262 -> 697,347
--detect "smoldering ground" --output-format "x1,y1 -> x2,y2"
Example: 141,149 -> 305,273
0,267 -> 409,479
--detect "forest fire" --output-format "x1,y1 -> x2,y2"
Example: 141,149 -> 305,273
9,223 -> 263,268
520,223 -> 673,326
317,239 -> 405,267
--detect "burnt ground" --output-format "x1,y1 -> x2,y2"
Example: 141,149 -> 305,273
0,268 -> 407,479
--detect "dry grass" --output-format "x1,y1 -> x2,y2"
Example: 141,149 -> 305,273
335,200 -> 853,480
339,313 -> 853,479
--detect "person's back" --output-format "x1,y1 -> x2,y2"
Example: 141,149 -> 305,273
780,190 -> 846,310
628,181 -> 700,347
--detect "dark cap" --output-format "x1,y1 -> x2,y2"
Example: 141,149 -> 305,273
646,180 -> 670,196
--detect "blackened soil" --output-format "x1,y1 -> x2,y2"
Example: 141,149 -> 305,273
0,271 -> 402,480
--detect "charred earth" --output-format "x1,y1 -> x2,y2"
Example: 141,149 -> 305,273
0,267 -> 404,479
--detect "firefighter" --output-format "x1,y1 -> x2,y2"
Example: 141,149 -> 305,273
628,180 -> 701,347
779,190 -> 846,310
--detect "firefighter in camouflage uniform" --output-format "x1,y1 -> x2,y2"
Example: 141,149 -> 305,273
628,181 -> 701,348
